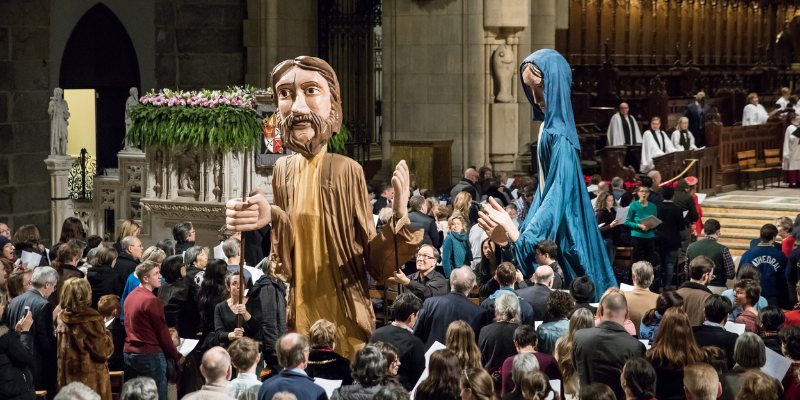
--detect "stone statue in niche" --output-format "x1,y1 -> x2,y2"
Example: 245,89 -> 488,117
124,87 -> 141,151
48,88 -> 70,156
492,45 -> 516,103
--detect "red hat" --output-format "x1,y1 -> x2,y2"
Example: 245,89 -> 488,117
685,176 -> 698,186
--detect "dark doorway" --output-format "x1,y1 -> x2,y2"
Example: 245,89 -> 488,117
60,3 -> 140,171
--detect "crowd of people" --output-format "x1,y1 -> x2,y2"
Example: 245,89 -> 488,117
1,161 -> 800,400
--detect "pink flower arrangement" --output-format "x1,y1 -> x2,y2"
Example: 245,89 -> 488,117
139,86 -> 257,109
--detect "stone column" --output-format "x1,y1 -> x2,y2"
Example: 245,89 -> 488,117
44,155 -> 75,243
484,0 -> 529,172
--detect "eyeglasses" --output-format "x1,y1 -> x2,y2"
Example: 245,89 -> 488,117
416,254 -> 435,260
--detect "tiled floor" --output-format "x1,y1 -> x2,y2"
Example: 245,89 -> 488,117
705,187 -> 800,211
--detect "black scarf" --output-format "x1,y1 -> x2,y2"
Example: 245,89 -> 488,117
653,130 -> 665,152
621,115 -> 636,145
679,130 -> 690,150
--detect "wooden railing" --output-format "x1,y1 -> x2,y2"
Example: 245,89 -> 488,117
653,147 -> 719,194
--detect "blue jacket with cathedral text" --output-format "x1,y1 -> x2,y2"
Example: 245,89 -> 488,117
739,243 -> 788,299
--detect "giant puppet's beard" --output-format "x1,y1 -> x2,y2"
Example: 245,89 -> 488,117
276,111 -> 337,157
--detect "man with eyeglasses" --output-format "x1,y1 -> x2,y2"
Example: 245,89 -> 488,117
389,244 -> 447,300
116,235 -> 144,282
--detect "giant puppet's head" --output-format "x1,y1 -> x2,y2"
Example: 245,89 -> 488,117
270,56 -> 343,157
519,49 -> 581,151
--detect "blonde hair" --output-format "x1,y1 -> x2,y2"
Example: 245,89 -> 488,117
309,319 -> 336,348
117,219 -> 141,243
445,320 -> 482,370
59,277 -> 92,312
448,213 -> 468,231
453,192 -> 472,218
141,246 -> 166,264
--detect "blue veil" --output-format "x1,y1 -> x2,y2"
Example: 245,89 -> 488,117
515,49 -> 617,300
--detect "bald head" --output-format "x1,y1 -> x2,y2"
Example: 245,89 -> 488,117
200,346 -> 232,384
600,292 -> 628,322
277,333 -> 309,369
534,265 -> 554,287
464,168 -> 479,183
450,266 -> 476,295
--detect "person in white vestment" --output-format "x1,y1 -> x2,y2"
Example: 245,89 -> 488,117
742,92 -> 776,126
606,102 -> 642,146
640,116 -> 675,173
784,113 -> 800,187
776,87 -> 793,111
671,117 -> 697,151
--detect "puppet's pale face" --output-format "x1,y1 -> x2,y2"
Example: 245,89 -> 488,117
522,65 -> 546,114
275,66 -> 333,149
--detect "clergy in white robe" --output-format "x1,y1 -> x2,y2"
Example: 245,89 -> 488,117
783,114 -> 800,186
606,102 -> 642,146
776,87 -> 792,111
742,92 -> 771,126
640,117 -> 676,173
671,116 -> 697,151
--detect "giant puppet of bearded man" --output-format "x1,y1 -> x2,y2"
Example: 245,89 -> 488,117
226,56 -> 422,358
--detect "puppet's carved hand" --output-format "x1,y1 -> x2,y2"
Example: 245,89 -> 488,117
391,160 -> 410,219
226,194 -> 271,231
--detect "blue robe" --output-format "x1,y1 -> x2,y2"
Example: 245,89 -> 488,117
515,49 -> 617,300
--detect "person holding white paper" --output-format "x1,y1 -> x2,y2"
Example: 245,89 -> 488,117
594,192 -> 620,266
719,333 -> 782,399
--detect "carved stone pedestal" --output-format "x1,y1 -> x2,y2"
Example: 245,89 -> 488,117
44,155 -> 75,243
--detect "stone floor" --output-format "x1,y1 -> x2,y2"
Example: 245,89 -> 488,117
705,186 -> 800,211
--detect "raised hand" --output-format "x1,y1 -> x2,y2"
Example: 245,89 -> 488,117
391,160 -> 410,219
478,197 -> 521,246
226,194 -> 271,231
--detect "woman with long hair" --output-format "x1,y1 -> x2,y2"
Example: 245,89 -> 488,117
445,320 -> 482,371
646,307 -> 704,400
595,191 -> 620,266
460,368 -> 496,400
86,247 -> 121,308
213,273 -> 258,346
476,239 -> 518,299
12,224 -> 48,267
197,259 -> 228,349
554,307 -> 594,399
441,213 -> 472,278
519,371 -> 559,400
453,191 -> 477,226
52,217 -> 86,255
415,349 -> 461,400
55,278 -> 114,399
114,219 -> 140,253
639,290 -> 684,341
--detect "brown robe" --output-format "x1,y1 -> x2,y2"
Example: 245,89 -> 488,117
56,307 -> 114,400
270,150 -> 422,358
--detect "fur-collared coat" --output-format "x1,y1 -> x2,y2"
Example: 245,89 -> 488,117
56,307 -> 114,400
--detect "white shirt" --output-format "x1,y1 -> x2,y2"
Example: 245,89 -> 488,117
784,124 -> 800,171
227,372 -> 261,400
742,103 -> 769,126
640,130 -> 676,172
469,223 -> 487,268
777,97 -> 791,111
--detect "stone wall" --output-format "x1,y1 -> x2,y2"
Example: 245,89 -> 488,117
0,0 -> 53,242
155,0 -> 247,90
382,0 -> 559,181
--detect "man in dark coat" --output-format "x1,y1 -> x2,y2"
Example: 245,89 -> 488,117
258,333 -> 327,400
7,266 -> 58,399
247,268 -> 288,374
115,236 -> 143,281
516,265 -> 555,321
657,186 -> 686,290
684,91 -> 711,146
408,195 -> 441,248
370,292 -> 426,390
693,294 -> 738,370
449,168 -> 480,202
414,266 -> 486,347
573,292 -> 646,400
